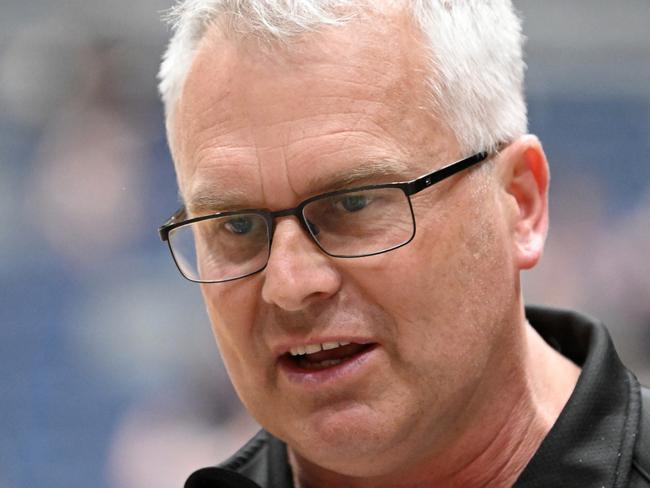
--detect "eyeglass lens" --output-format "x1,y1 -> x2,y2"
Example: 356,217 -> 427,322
168,187 -> 414,282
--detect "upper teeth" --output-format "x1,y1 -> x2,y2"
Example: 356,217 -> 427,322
289,341 -> 351,356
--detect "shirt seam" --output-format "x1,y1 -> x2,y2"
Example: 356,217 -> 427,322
611,370 -> 640,488
631,458 -> 650,482
220,431 -> 267,472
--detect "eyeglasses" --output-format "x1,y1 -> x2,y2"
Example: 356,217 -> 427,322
159,150 -> 490,283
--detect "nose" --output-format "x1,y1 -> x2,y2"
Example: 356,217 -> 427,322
261,217 -> 341,311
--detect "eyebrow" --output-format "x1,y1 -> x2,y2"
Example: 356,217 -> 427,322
185,187 -> 252,215
185,158 -> 414,214
306,158 -> 413,194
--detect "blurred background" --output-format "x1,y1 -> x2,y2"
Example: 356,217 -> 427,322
0,0 -> 648,486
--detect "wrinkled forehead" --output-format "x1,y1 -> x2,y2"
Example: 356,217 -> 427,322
172,8 -> 431,135
170,11 -> 456,211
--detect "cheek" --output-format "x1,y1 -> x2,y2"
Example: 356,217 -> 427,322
200,282 -> 268,402
351,191 -> 515,371
201,279 -> 260,338
408,185 -> 515,307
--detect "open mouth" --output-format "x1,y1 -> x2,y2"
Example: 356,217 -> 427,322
280,342 -> 376,372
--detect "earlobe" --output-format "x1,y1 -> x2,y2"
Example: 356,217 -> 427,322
500,135 -> 550,270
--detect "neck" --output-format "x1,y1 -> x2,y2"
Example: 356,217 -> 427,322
289,312 -> 581,488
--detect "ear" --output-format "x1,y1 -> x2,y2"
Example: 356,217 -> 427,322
498,135 -> 550,270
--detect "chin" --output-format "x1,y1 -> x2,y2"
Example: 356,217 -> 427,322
287,402 -> 410,476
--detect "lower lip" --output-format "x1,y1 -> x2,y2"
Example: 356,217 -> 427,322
278,344 -> 378,388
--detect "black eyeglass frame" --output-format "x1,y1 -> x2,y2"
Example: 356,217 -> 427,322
159,150 -> 490,283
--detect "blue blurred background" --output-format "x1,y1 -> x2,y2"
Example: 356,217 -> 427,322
1,1 -> 648,486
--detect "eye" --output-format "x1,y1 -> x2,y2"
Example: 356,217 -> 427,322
223,216 -> 255,235
339,194 -> 369,212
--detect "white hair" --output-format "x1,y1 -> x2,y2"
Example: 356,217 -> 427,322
158,0 -> 527,153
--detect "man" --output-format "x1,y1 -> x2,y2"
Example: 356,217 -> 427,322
157,1 -> 649,486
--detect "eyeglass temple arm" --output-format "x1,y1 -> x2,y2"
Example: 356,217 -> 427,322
406,151 -> 489,196
158,146 -> 503,240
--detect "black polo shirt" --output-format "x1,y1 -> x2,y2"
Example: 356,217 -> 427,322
185,307 -> 649,487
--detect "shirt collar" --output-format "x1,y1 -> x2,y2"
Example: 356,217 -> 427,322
515,306 -> 641,488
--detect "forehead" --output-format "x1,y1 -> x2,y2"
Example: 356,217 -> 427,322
171,11 -> 457,212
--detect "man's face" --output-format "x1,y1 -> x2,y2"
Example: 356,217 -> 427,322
172,14 -> 521,476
